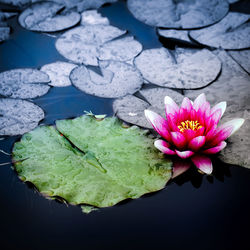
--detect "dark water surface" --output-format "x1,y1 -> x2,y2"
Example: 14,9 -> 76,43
0,1 -> 250,250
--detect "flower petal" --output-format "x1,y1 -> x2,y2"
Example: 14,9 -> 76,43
181,97 -> 193,112
172,159 -> 191,178
154,139 -> 176,155
171,132 -> 187,149
209,118 -> 245,147
191,154 -> 213,174
145,110 -> 171,141
193,93 -> 206,111
211,101 -> 226,119
183,129 -> 197,141
207,109 -> 222,128
175,150 -> 195,159
188,136 -> 206,151
202,141 -> 227,154
164,96 -> 179,117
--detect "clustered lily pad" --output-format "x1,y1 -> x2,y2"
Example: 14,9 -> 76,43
127,0 -> 229,29
12,115 -> 172,208
190,12 -> 250,50
134,47 -> 221,89
70,60 -> 143,98
55,24 -> 126,65
81,10 -> 110,26
113,87 -> 184,128
229,50 -> 250,74
0,68 -> 50,99
18,1 -> 81,32
0,98 -> 44,136
40,61 -> 77,87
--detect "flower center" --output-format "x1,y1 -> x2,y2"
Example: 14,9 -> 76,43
178,120 -> 203,133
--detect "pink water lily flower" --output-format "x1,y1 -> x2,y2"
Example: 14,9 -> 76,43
144,93 -> 244,176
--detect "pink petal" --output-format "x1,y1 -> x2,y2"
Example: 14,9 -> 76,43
167,114 -> 179,132
188,136 -> 206,152
172,160 -> 191,178
175,150 -> 195,159
191,154 -> 213,174
202,141 -> 227,154
154,139 -> 176,155
164,96 -> 179,117
206,109 -> 222,129
181,97 -> 193,112
171,132 -> 187,149
183,129 -> 197,141
193,93 -> 206,111
211,102 -> 226,119
209,118 -> 245,147
144,110 -> 171,141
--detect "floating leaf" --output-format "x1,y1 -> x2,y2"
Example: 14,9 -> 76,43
55,24 -> 126,65
134,47 -> 221,89
40,61 -> 77,87
70,61 -> 143,98
113,87 -> 183,128
229,50 -> 250,74
0,98 -> 44,136
189,12 -> 250,50
97,36 -> 143,62
74,0 -> 118,12
0,68 -> 50,99
81,10 -> 110,26
219,110 -> 250,169
18,2 -> 81,32
127,0 -> 229,29
158,28 -> 196,45
185,50 -> 250,111
13,116 -> 172,208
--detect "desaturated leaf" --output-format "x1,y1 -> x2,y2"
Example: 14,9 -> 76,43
113,87 -> 183,128
40,61 -> 77,87
13,116 -> 172,208
55,24 -> 126,65
0,98 -> 44,136
127,0 -> 229,29
189,12 -> 250,50
97,36 -> 142,62
81,10 -> 110,26
0,68 -> 50,99
229,50 -> 250,74
18,2 -> 81,32
158,28 -> 196,45
134,47 -> 221,89
70,61 -> 143,98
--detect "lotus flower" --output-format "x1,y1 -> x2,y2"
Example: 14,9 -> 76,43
144,93 -> 244,176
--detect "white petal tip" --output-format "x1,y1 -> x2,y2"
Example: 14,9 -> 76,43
230,118 -> 245,135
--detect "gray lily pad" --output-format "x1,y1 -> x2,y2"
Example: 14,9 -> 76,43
40,61 -> 77,87
189,12 -> 250,50
0,98 -> 44,136
134,47 -> 221,89
75,0 -> 117,12
219,110 -> 250,169
81,10 -> 109,26
127,0 -> 229,29
0,68 -> 50,99
185,50 -> 250,168
97,36 -> 143,62
70,60 -> 143,98
158,28 -> 196,45
0,0 -> 30,6
55,25 -> 126,66
229,50 -> 250,74
18,2 -> 81,32
113,87 -> 183,128
185,50 -> 250,112
13,116 -> 172,208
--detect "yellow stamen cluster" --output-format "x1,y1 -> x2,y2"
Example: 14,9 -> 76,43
178,120 -> 203,133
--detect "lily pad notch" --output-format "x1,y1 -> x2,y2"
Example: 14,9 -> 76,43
13,115 -> 172,209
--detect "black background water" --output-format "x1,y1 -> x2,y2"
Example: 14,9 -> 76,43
0,1 -> 250,249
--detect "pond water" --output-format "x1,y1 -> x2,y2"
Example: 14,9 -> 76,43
0,1 -> 250,249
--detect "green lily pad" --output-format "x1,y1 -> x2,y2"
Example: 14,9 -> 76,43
13,116 -> 172,208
